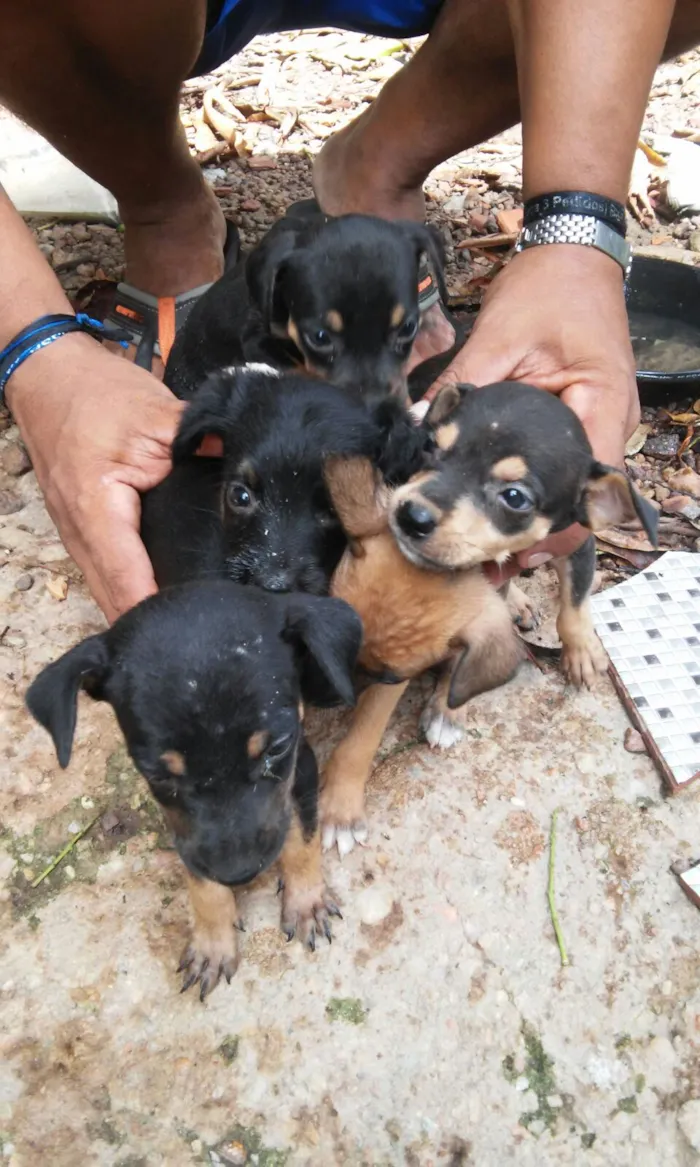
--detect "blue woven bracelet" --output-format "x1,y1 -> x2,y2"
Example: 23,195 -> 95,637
0,313 -> 130,403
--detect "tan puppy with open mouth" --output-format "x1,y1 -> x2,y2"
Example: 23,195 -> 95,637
321,381 -> 658,857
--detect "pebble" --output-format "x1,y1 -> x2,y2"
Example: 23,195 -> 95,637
644,433 -> 680,458
218,1143 -> 247,1166
689,229 -> 700,253
81,796 -> 95,809
0,490 -> 24,516
678,1099 -> 700,1151
14,574 -> 33,592
67,821 -> 80,835
576,753 -> 596,774
64,865 -> 76,881
515,1075 -> 529,1092
0,444 -> 31,476
3,635 -> 26,649
624,728 -> 647,754
356,885 -> 394,925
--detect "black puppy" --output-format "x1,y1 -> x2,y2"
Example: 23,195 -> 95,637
141,365 -> 430,595
164,205 -> 446,405
26,580 -> 362,999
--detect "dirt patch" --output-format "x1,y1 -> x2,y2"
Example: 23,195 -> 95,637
494,811 -> 546,867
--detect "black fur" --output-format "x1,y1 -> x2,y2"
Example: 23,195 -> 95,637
141,367 -> 431,593
164,204 -> 445,405
26,581 -> 361,887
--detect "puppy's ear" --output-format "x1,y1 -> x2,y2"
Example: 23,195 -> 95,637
172,372 -> 241,461
424,382 -> 474,427
245,224 -> 302,330
581,463 -> 659,547
283,595 -> 362,708
25,635 -> 110,768
399,221 -> 448,303
324,456 -> 388,537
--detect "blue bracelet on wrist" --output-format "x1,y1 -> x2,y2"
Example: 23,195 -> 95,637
0,312 -> 131,403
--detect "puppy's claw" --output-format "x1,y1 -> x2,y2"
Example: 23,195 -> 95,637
233,919 -> 247,932
328,903 -> 343,920
336,827 -> 356,860
181,971 -> 198,994
323,919 -> 333,943
307,928 -> 317,953
420,707 -> 464,750
177,929 -> 239,1000
177,946 -> 194,974
277,877 -> 285,896
321,824 -> 337,853
280,883 -> 342,952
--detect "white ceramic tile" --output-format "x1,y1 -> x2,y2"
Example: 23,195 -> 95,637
591,551 -> 700,789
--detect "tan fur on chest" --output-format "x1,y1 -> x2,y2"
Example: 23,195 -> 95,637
331,532 -> 500,677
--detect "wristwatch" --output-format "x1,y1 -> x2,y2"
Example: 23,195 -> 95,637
515,213 -> 632,278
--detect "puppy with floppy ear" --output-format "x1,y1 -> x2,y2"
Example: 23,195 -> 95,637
164,206 -> 447,405
26,581 -> 362,999
320,453 -> 524,857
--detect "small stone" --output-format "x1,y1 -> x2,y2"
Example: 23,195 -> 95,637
547,1094 -> 563,1108
469,211 -> 490,234
644,433 -> 680,458
14,573 -> 34,592
664,465 -> 700,498
218,1141 -> 248,1165
662,979 -> 673,995
624,728 -> 647,754
356,885 -> 394,925
3,634 -> 26,649
678,1099 -> 700,1152
247,155 -> 277,170
75,263 -> 95,278
190,1141 -> 202,1154
64,865 -> 76,881
515,1075 -> 530,1092
0,490 -> 24,515
19,852 -> 33,864
240,198 -> 261,211
46,575 -> 68,601
442,192 -> 466,217
81,796 -> 95,809
654,484 -> 671,502
67,821 -> 80,835
0,443 -> 31,476
576,753 -> 596,774
528,1119 -> 546,1136
689,230 -> 700,253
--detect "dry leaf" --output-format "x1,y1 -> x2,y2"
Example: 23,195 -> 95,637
192,107 -> 218,154
455,232 -> 517,251
693,398 -> 700,414
662,465 -> 700,497
624,422 -> 651,456
203,87 -> 244,146
595,539 -> 658,569
662,410 -> 700,425
596,527 -> 655,552
46,576 -> 68,602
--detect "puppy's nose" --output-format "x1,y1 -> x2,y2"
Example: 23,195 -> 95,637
264,572 -> 295,593
396,499 -> 437,538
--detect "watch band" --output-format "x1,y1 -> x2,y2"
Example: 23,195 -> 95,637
515,213 -> 632,277
524,191 -> 626,237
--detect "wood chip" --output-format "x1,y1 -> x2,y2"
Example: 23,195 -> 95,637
247,155 -> 278,170
46,576 -> 68,601
455,232 -> 518,251
495,207 -> 523,235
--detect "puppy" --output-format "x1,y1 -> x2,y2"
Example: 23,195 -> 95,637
141,365 -> 430,595
26,580 -> 362,999
164,205 -> 446,405
320,381 -> 658,855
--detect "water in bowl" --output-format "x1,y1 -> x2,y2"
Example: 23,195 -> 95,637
629,310 -> 700,374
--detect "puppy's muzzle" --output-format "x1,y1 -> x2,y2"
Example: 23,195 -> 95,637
395,499 -> 438,539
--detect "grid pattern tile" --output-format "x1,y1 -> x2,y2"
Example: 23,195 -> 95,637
591,552 -> 700,789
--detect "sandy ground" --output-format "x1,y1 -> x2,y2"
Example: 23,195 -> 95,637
1,30 -> 700,1167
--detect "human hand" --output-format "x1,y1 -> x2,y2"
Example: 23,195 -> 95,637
7,334 -> 184,622
425,244 -> 640,583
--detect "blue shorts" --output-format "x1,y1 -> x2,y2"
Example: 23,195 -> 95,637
193,0 -> 442,76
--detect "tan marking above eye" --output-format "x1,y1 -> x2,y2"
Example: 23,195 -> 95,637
236,460 -> 259,489
390,304 -> 406,328
435,421 -> 459,451
325,309 -> 344,332
247,730 -> 270,760
287,318 -> 302,350
160,750 -> 186,776
491,455 -> 528,481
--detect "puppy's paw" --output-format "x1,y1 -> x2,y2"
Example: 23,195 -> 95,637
178,923 -> 240,1002
420,701 -> 465,750
320,784 -> 368,858
561,632 -> 608,688
507,582 -> 540,631
281,881 -> 342,950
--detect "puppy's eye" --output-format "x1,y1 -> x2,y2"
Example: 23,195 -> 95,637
498,486 -> 534,512
396,317 -> 418,344
226,482 -> 255,511
303,328 -> 334,356
266,732 -> 294,761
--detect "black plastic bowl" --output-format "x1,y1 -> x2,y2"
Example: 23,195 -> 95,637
627,255 -> 700,403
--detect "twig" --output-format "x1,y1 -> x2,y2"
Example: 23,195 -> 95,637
31,813 -> 101,888
547,809 -> 569,967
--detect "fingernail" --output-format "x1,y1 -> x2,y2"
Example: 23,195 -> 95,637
525,552 -> 553,568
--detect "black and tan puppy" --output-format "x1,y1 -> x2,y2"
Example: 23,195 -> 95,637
141,365 -> 430,595
26,581 -> 362,999
320,381 -> 658,856
164,204 -> 445,405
